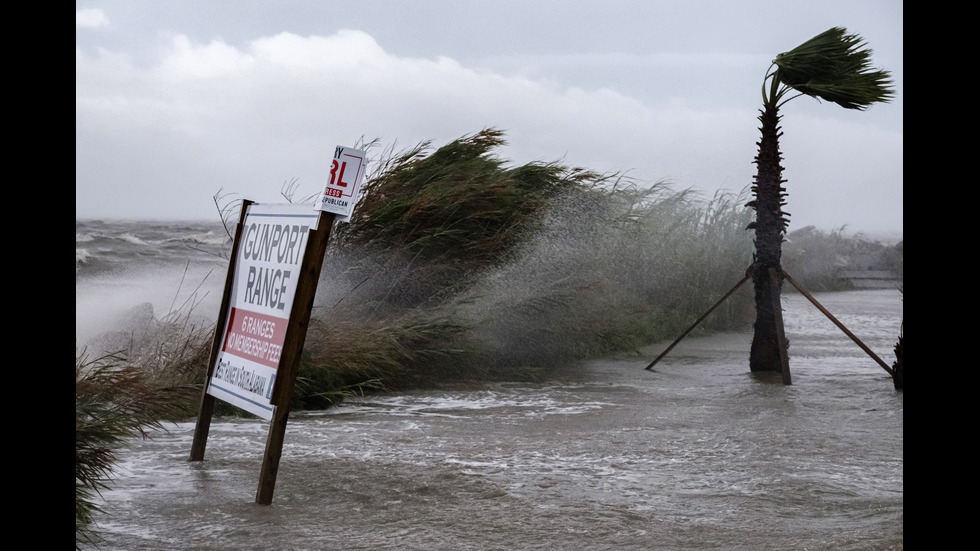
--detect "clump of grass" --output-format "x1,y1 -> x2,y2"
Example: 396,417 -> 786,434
333,128 -> 596,308
76,291 -> 218,547
301,130 -> 762,385
75,352 -> 198,548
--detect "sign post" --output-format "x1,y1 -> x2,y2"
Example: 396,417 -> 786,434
190,199 -> 253,462
190,145 -> 368,505
253,207 -> 334,504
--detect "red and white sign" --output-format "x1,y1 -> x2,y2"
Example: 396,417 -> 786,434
317,145 -> 367,220
206,203 -> 319,420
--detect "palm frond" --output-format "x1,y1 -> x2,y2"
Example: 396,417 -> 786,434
767,27 -> 894,109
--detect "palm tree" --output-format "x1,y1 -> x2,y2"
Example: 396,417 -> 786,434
746,27 -> 894,377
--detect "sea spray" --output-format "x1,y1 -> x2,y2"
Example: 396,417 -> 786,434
75,219 -> 230,351
451,183 -> 756,369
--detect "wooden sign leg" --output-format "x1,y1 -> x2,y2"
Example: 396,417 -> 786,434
255,404 -> 291,504
190,200 -> 252,462
254,212 -> 335,504
769,267 -> 791,385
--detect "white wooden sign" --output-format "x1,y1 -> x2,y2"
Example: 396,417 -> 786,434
205,203 -> 320,420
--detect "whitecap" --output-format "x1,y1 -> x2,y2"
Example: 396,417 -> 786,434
117,232 -> 149,246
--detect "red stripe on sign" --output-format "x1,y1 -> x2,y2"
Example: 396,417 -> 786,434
221,307 -> 287,368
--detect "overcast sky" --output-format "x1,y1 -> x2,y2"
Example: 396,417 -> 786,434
76,1 -> 902,235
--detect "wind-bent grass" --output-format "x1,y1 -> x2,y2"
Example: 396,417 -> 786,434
300,132 -> 758,386
75,298 -> 216,548
332,129 -> 595,308
75,351 -> 199,548
299,312 -> 477,390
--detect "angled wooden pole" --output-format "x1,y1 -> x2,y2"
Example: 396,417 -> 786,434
769,267 -> 791,385
255,211 -> 335,505
782,271 -> 895,377
190,199 -> 252,462
645,271 -> 751,371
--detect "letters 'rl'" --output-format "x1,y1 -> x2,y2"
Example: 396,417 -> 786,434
330,160 -> 351,188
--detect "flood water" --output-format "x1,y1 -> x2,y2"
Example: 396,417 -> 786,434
90,289 -> 903,550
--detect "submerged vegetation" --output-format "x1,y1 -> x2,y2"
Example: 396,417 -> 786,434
76,129 -> 902,545
76,303 -> 216,547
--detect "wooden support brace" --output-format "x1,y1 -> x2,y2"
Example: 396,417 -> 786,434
782,271 -> 895,377
645,271 -> 751,371
769,267 -> 791,385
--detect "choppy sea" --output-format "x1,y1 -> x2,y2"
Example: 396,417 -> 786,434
76,219 -> 232,347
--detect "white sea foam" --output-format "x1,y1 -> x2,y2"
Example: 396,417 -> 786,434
118,232 -> 150,246
343,390 -> 614,418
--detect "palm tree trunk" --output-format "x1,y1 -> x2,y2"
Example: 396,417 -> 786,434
749,104 -> 790,373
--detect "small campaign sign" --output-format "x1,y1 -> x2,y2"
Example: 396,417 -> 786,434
317,146 -> 367,220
